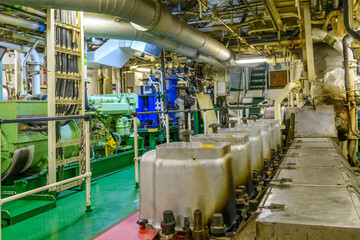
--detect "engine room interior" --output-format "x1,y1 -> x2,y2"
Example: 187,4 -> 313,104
0,0 -> 359,239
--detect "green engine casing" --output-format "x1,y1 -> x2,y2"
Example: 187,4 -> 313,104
0,101 -> 79,178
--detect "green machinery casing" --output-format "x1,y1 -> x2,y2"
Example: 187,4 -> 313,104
88,94 -> 140,156
0,101 -> 79,179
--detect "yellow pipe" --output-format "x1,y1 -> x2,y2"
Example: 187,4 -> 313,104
322,10 -> 342,30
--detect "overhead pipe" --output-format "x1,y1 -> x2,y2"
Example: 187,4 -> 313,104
8,4 -> 47,18
0,13 -> 46,31
0,40 -> 31,52
83,13 -> 223,67
0,0 -> 232,62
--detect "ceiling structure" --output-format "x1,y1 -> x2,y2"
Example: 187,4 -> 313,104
0,1 -> 344,65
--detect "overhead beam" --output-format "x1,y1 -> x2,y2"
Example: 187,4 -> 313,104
262,0 -> 283,31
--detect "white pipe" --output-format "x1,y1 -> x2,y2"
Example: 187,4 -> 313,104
312,28 -> 343,53
0,172 -> 91,205
203,111 -> 207,134
0,40 -> 31,52
21,40 -> 39,95
165,113 -> 170,143
29,49 -> 41,95
0,13 -> 45,31
133,115 -> 139,188
275,81 -> 301,124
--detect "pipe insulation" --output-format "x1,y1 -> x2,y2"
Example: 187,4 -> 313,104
0,13 -> 46,31
311,28 -> 343,53
83,13 -> 223,67
0,0 -> 232,62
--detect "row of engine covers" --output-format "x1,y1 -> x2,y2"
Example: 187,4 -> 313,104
139,118 -> 281,234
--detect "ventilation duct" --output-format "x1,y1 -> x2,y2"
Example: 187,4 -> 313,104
87,39 -> 161,68
0,0 -> 232,63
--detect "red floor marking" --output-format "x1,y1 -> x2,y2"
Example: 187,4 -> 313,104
94,210 -> 159,240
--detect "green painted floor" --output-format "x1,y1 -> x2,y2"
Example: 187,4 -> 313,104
3,166 -> 139,240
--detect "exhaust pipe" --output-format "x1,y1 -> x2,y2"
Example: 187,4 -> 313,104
1,0 -> 232,62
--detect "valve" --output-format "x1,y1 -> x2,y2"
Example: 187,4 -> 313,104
241,117 -> 248,125
208,123 -> 221,133
229,120 -> 237,128
180,129 -> 194,142
137,219 -> 148,229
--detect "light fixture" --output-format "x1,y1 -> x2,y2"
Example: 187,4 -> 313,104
235,58 -> 267,64
136,67 -> 151,72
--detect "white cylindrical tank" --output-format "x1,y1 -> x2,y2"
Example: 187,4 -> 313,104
239,124 -> 271,163
139,142 -> 237,230
259,119 -> 281,152
191,133 -> 252,191
219,128 -> 264,174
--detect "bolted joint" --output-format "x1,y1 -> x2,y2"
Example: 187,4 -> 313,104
209,123 -> 221,133
210,213 -> 226,237
160,210 -> 176,236
249,200 -> 258,212
180,129 -> 194,142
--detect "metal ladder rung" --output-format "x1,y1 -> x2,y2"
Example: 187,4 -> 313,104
56,155 -> 83,166
56,179 -> 82,192
56,139 -> 81,148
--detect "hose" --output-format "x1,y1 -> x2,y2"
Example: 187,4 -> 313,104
342,34 -> 351,101
85,87 -> 95,110
343,0 -> 360,42
112,132 -> 122,154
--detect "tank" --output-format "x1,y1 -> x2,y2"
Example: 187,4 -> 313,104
258,119 -> 281,152
219,128 -> 264,174
139,142 -> 237,230
191,133 -> 252,192
243,123 -> 272,162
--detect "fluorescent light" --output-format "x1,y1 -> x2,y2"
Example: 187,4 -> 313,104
136,68 -> 151,72
235,58 -> 267,64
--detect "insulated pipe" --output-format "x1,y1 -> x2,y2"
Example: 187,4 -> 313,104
1,0 -> 232,62
21,40 -> 38,95
83,13 -> 223,67
311,28 -> 343,53
0,40 -> 31,52
0,13 -> 46,31
274,81 -> 301,124
29,48 -> 41,95
275,60 -> 302,124
9,4 -> 47,18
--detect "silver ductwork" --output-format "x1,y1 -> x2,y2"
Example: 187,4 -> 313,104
1,0 -> 233,63
83,13 -> 223,66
